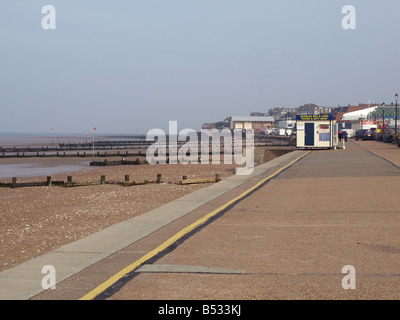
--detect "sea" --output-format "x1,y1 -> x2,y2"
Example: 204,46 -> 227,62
0,132 -> 90,147
0,132 -> 143,147
0,132 -> 139,179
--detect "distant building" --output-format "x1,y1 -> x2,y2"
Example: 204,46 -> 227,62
341,106 -> 379,135
297,104 -> 332,116
201,118 -> 230,130
229,116 -> 275,133
268,107 -> 296,119
201,123 -> 217,130
250,112 -> 269,117
334,104 -> 379,137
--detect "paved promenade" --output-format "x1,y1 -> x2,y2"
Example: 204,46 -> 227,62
1,139 -> 400,300
106,140 -> 400,300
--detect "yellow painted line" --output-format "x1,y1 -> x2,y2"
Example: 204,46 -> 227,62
79,151 -> 311,300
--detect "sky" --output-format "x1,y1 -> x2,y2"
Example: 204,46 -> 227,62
0,1 -> 399,134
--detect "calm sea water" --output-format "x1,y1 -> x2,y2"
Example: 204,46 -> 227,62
0,132 -> 142,147
0,161 -> 93,179
0,132 -> 94,147
0,133 -> 116,179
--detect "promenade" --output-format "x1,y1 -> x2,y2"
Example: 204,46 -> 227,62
106,139 -> 400,300
1,139 -> 400,300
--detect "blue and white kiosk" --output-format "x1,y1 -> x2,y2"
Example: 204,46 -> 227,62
296,114 -> 338,149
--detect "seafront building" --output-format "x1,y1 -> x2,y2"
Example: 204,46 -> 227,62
201,102 -> 397,137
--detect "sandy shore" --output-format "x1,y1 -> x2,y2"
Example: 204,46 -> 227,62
0,159 -> 237,272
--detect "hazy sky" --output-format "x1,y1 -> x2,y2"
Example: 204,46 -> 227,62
1,1 -> 399,134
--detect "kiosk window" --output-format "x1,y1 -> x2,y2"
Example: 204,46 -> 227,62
319,133 -> 330,141
319,124 -> 330,141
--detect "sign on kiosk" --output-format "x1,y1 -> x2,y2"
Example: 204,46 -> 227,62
296,115 -> 334,121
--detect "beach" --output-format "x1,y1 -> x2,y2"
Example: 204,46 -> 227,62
0,157 -> 237,272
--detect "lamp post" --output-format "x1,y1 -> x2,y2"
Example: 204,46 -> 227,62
395,93 -> 398,135
382,102 -> 385,129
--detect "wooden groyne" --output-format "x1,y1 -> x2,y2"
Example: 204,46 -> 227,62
0,173 -> 223,189
0,150 -> 148,159
0,136 -> 294,159
0,176 -> 66,188
179,174 -> 221,185
89,159 -> 148,166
